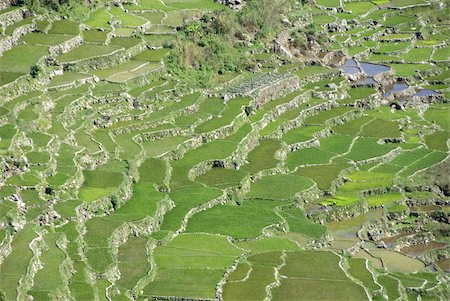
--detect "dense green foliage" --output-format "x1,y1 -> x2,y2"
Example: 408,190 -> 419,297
166,0 -> 293,87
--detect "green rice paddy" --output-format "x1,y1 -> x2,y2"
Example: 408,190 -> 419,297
0,0 -> 447,300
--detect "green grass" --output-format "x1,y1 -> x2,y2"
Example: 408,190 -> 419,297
49,20 -> 80,35
0,71 -> 22,86
432,47 -> 450,61
194,97 -> 249,133
383,15 -> 416,27
424,131 -> 449,152
304,107 -> 357,125
164,10 -> 203,27
142,34 -> 176,47
280,207 -> 327,239
83,29 -> 108,43
247,174 -> 315,200
369,250 -> 425,273
0,105 -> 10,116
27,151 -> 50,165
381,33 -> 412,40
78,160 -> 126,202
0,45 -> 48,74
195,168 -> 247,189
85,187 -> 164,271
223,252 -> 283,301
287,147 -> 335,169
0,124 -> 17,149
235,237 -> 299,254
161,186 -> 222,232
186,199 -> 283,239
316,0 -> 340,8
282,125 -> 325,145
241,139 -> 281,174
117,236 -> 150,289
424,104 -> 450,130
294,65 -> 337,79
128,79 -> 165,97
127,0 -> 168,10
376,42 -> 410,53
378,275 -> 401,300
110,6 -> 147,27
365,192 -> 404,206
391,0 -> 427,8
57,44 -> 123,63
347,258 -> 380,292
84,8 -> 110,29
162,0 -> 223,10
348,45 -> 368,57
360,118 -> 402,139
320,134 -> 354,154
401,47 -> 433,63
295,160 -> 350,190
36,19 -> 50,31
132,48 -> 170,62
323,171 -> 394,206
20,33 -> 75,46
5,17 -> 33,35
29,233 -> 65,296
142,136 -> 188,157
389,63 -> 434,77
272,251 -> 367,301
333,116 -> 373,135
93,61 -> 160,83
47,72 -> 92,88
344,1 -> 375,14
398,151 -> 447,177
312,14 -> 335,26
346,137 -> 397,162
0,225 -> 36,301
146,233 -> 242,299
135,11 -> 165,25
387,148 -> 432,167
415,40 -> 443,47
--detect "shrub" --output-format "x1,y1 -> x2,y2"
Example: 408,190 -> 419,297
30,65 -> 40,78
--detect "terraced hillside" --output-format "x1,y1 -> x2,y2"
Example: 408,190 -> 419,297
0,0 -> 449,300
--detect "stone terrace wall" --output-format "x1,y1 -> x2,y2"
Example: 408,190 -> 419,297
0,1 -> 12,10
0,22 -> 36,56
224,73 -> 299,107
0,7 -> 25,28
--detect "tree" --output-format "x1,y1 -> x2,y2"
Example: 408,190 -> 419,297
30,65 -> 40,78
239,0 -> 293,39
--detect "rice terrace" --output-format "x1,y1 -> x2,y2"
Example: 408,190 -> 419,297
0,0 -> 448,300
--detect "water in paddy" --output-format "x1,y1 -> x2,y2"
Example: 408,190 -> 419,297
400,242 -> 447,257
340,59 -> 360,75
342,66 -> 360,75
383,82 -> 409,98
410,204 -> 442,212
369,249 -> 426,273
412,89 -> 440,97
360,62 -> 390,77
377,232 -> 417,249
435,258 -> 450,272
354,77 -> 377,86
327,209 -> 383,238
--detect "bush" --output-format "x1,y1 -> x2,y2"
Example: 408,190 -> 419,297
166,16 -> 247,87
239,0 -> 293,39
165,1 -> 295,87
30,65 -> 40,78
